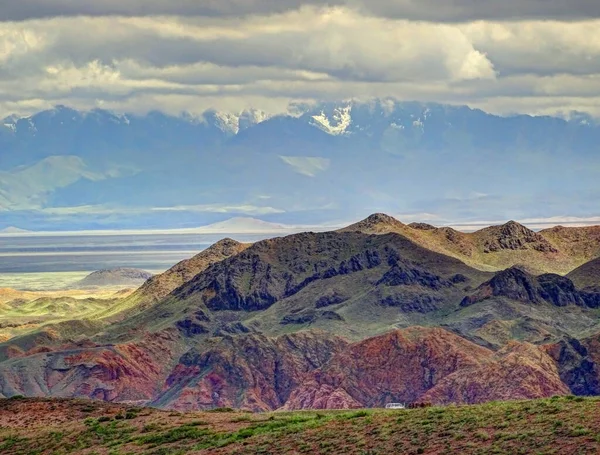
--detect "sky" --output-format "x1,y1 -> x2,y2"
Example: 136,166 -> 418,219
1,1 -> 600,232
2,0 -> 600,118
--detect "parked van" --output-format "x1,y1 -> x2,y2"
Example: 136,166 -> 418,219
385,403 -> 406,409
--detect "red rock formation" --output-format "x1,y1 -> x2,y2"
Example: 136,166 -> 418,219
0,329 -> 183,403
158,331 -> 348,411
283,327 -> 492,410
424,342 -> 569,404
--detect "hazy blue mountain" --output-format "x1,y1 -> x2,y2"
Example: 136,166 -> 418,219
1,100 -> 599,230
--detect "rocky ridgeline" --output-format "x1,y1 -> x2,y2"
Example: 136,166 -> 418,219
1,214 -> 600,411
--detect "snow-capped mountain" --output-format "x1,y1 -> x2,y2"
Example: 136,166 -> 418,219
309,105 -> 353,135
201,108 -> 270,135
1,99 -> 599,231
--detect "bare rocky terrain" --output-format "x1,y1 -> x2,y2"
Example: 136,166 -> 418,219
1,214 -> 600,413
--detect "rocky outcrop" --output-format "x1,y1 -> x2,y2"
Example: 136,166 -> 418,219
408,222 -> 437,231
545,336 -> 600,396
461,267 -> 590,308
315,290 -> 349,308
478,221 -> 558,253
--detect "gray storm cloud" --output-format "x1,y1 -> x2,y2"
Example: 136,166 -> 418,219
0,5 -> 600,118
1,0 -> 599,22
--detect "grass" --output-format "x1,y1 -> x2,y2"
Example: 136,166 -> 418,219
2,397 -> 600,454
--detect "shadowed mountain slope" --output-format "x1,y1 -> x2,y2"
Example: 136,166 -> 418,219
98,238 -> 250,320
460,266 -> 600,308
109,230 -> 491,341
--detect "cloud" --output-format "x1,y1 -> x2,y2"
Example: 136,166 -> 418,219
36,203 -> 285,216
151,204 -> 285,215
0,7 -> 599,119
2,1 -> 600,22
38,205 -> 137,216
0,1 -> 333,21
279,156 -> 331,177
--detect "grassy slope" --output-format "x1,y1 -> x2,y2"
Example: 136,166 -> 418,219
343,214 -> 600,275
0,289 -> 134,342
567,258 -> 600,289
2,396 -> 600,455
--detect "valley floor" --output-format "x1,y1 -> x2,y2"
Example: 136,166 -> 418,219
1,396 -> 599,455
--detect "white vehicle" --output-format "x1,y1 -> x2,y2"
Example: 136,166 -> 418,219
385,403 -> 406,409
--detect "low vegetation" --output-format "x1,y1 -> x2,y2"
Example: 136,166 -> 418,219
1,396 -> 600,454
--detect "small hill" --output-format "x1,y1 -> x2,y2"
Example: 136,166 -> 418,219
473,221 -> 557,254
567,257 -> 600,289
2,396 -> 600,455
0,226 -> 31,235
75,268 -> 153,288
195,217 -> 294,233
340,212 -> 409,234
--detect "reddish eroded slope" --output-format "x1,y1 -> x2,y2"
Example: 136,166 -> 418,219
0,329 -> 184,403
424,341 -> 569,404
283,327 -> 493,410
155,330 -> 348,412
0,326 -> 589,409
283,328 -> 574,410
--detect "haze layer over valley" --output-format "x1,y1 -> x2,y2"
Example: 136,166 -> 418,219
2,101 -> 600,232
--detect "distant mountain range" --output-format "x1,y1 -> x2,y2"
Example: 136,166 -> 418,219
2,214 -> 600,410
2,100 -> 600,230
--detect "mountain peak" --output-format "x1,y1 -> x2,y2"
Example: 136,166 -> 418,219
502,220 -> 528,231
365,213 -> 404,225
121,237 -> 251,310
340,213 -> 406,234
474,220 -> 558,254
309,105 -> 352,136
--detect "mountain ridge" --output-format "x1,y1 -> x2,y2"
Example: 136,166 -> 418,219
1,213 -> 600,411
3,99 -> 600,231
